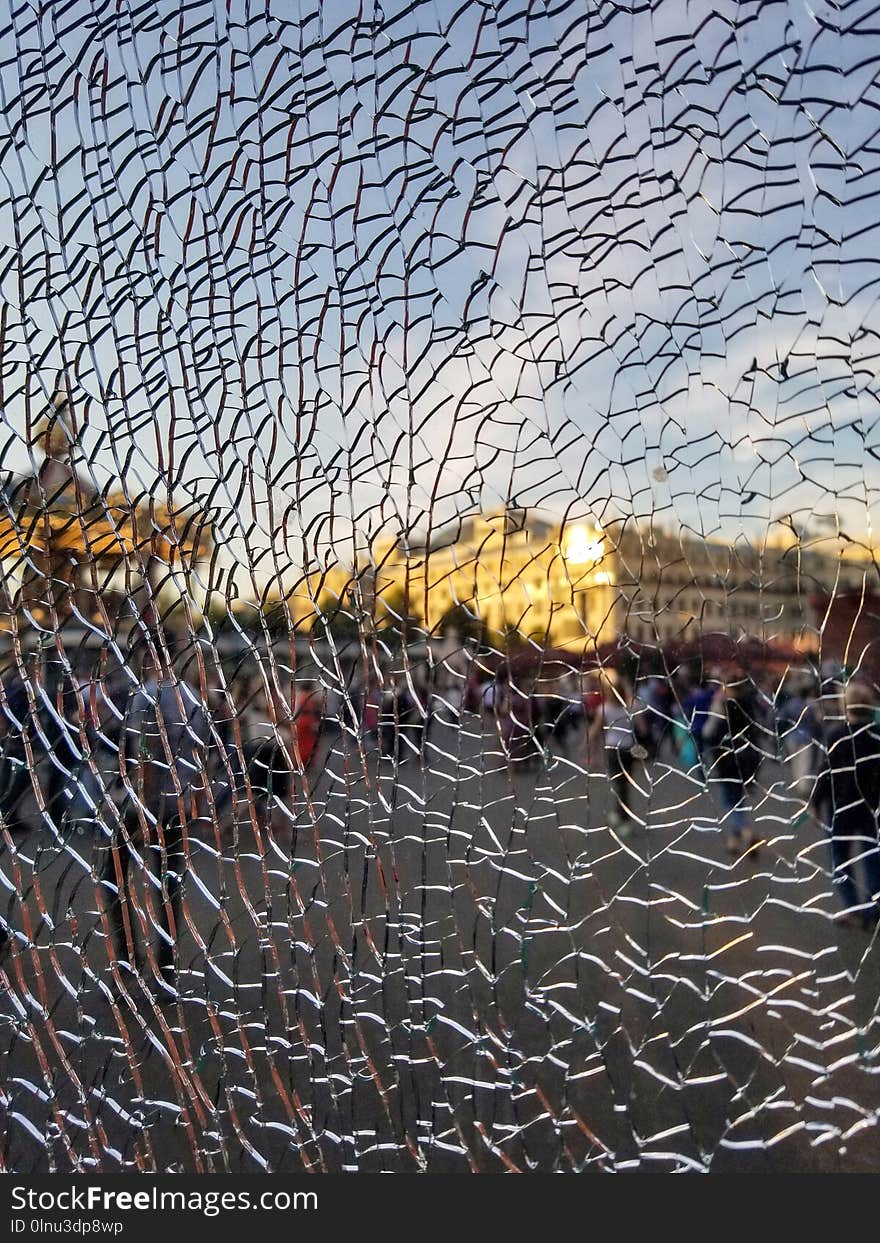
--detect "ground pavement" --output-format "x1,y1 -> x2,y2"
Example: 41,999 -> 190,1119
1,712 -> 878,1172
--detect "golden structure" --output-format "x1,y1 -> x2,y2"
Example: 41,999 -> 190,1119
289,507 -> 872,657
370,509 -> 615,648
0,393 -> 213,629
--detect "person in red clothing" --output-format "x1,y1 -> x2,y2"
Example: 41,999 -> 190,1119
293,681 -> 324,769
362,677 -> 381,740
251,678 -> 325,823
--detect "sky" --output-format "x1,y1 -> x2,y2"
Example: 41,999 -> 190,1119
1,0 -> 880,601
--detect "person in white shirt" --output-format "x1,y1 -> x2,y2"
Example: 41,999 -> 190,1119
589,674 -> 640,836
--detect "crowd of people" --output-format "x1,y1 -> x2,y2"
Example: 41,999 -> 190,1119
0,644 -> 332,990
0,642 -> 879,985
455,660 -> 880,930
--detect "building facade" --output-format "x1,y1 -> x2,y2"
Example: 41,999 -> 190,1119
296,508 -> 874,659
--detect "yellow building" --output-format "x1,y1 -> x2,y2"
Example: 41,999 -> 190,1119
285,508 -> 871,658
365,509 -> 615,650
0,395 -> 213,631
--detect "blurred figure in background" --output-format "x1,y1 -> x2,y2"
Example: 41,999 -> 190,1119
812,676 -> 880,929
481,670 -> 500,717
58,667 -> 122,835
581,673 -> 604,767
485,665 -> 537,769
0,650 -> 69,833
102,643 -> 212,997
463,670 -> 483,714
432,670 -> 465,734
378,671 -> 423,762
550,672 -> 584,752
236,674 -> 274,814
506,673 -> 541,768
639,674 -> 673,762
589,674 -> 640,836
778,673 -> 823,815
293,680 -> 324,769
362,675 -> 381,743
702,677 -> 765,856
407,668 -> 431,757
682,675 -> 717,766
261,676 -> 325,810
378,676 -> 399,759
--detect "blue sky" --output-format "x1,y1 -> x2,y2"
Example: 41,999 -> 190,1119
1,0 -> 879,596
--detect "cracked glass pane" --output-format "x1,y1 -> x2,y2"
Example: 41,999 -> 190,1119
0,0 -> 879,1174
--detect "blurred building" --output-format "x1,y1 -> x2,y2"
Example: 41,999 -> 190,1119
0,390 -> 213,634
807,586 -> 880,674
307,508 -> 874,658
609,526 -> 870,653
373,508 -> 616,648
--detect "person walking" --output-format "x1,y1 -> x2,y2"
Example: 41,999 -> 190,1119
100,645 -> 212,998
590,675 -> 640,836
778,675 -> 823,815
293,680 -> 324,769
812,677 -> 880,929
702,677 -> 764,856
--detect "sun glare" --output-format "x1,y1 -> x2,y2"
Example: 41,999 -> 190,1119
563,526 -> 605,566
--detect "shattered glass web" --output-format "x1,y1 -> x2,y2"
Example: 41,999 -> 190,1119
0,0 -> 879,1172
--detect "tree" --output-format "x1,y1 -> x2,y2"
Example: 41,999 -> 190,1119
374,584 -> 420,637
437,603 -> 485,644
